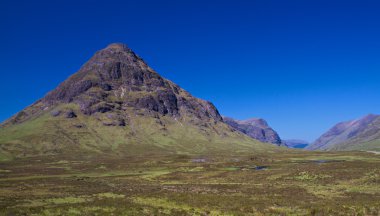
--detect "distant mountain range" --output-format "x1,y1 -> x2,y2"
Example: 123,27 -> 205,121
307,114 -> 380,151
282,139 -> 309,149
1,43 -> 378,159
224,113 -> 380,151
0,43 -> 276,160
223,117 -> 285,146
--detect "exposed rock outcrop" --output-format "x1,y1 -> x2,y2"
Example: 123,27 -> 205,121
223,117 -> 284,146
9,43 -> 222,125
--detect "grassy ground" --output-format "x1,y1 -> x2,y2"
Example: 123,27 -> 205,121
0,151 -> 379,215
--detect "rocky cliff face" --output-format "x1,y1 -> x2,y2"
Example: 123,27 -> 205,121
2,44 -> 223,127
223,117 -> 284,146
14,43 -> 221,124
0,43 -> 273,159
307,114 -> 380,151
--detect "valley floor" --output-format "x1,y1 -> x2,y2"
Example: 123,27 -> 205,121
0,151 -> 379,215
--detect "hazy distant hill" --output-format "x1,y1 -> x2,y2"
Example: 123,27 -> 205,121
282,139 -> 309,149
307,114 -> 380,151
0,43 -> 276,160
223,117 -> 285,146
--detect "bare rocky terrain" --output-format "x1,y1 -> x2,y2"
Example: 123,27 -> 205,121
223,117 -> 283,146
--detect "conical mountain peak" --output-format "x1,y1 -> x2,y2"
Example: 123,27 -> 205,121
84,43 -> 146,70
30,44 -> 222,122
105,43 -> 131,51
0,44 -> 273,159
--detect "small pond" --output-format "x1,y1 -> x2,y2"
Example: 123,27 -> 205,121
225,165 -> 269,171
293,159 -> 346,164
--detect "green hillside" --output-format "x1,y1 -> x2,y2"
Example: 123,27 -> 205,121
0,102 -> 276,161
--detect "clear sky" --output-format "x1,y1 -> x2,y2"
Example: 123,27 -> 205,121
1,0 -> 380,142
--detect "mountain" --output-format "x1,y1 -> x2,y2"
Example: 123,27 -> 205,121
282,139 -> 309,149
0,43 -> 275,160
307,114 -> 380,151
223,117 -> 284,146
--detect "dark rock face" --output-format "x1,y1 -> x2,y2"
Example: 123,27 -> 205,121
223,117 -> 283,145
65,111 -> 77,118
73,123 -> 86,128
102,114 -> 126,127
307,114 -> 380,150
42,43 -> 222,123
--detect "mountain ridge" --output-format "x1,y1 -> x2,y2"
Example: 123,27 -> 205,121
307,114 -> 380,151
0,43 -> 276,160
223,116 -> 284,146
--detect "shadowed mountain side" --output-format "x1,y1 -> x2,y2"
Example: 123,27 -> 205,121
223,117 -> 285,146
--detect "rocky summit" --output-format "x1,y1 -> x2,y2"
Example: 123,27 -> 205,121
41,43 -> 221,121
0,43 -> 274,160
223,117 -> 284,146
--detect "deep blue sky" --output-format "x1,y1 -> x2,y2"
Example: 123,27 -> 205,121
1,0 -> 380,141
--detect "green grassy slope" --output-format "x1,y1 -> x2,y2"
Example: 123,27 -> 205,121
0,103 -> 278,161
329,139 -> 380,151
